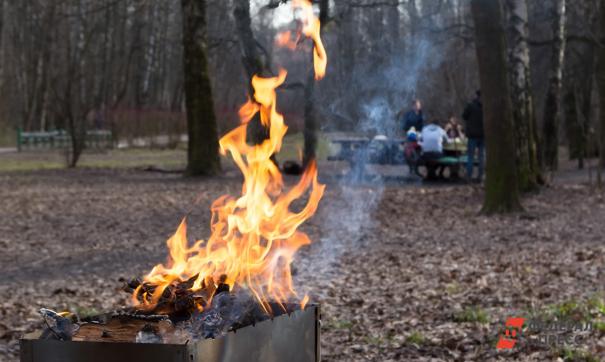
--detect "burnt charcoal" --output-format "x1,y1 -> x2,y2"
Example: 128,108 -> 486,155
189,292 -> 239,339
215,283 -> 230,295
215,275 -> 229,295
179,274 -> 199,290
128,278 -> 142,289
174,294 -> 194,313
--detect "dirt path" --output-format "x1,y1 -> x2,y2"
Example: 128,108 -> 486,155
1,168 -> 604,361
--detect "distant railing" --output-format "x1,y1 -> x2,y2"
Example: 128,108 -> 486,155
17,129 -> 113,152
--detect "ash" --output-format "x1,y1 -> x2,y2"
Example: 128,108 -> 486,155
180,290 -> 275,339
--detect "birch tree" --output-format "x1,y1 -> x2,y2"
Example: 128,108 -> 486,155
597,0 -> 605,186
541,0 -> 566,173
506,0 -> 540,191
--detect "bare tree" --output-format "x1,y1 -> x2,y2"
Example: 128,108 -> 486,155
471,0 -> 522,213
597,0 -> 605,187
506,0 -> 540,191
182,0 -> 220,176
541,0 -> 567,173
233,0 -> 271,145
303,0 -> 328,168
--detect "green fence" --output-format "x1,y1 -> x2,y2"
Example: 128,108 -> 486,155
17,129 -> 113,152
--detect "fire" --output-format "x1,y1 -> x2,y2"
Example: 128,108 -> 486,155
275,0 -> 327,80
134,0 -> 327,314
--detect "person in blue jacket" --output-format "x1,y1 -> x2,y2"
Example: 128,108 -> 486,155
400,99 -> 425,133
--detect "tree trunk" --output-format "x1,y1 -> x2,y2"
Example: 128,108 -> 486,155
182,0 -> 221,176
541,0 -> 567,172
506,0 -> 539,191
471,0 -> 522,213
597,0 -> 605,186
303,0 -> 328,168
564,86 -> 583,168
233,0 -> 267,145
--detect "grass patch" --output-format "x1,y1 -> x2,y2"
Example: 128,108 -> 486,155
406,331 -> 425,345
445,282 -> 462,295
363,335 -> 385,346
274,132 -> 331,163
552,300 -> 583,319
557,347 -> 599,362
587,295 -> 605,316
0,127 -> 16,147
453,306 -> 489,324
594,321 -> 605,333
0,148 -> 186,172
326,319 -> 354,330
0,132 -> 328,173
538,296 -> 605,323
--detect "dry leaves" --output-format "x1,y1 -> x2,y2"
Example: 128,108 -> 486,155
1,169 -> 604,361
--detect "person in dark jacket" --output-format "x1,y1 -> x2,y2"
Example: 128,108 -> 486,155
400,99 -> 425,132
462,90 -> 484,181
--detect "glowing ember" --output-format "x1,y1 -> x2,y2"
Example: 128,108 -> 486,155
134,0 -> 327,315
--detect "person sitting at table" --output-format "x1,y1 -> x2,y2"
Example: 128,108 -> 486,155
419,119 -> 448,179
404,128 -> 422,175
444,116 -> 465,140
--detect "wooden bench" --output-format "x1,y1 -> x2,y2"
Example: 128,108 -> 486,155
416,155 -> 473,180
17,129 -> 113,152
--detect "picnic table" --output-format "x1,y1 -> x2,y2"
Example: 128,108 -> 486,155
328,135 -> 475,181
328,135 -> 407,165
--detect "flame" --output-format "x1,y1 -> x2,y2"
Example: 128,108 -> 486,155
275,0 -> 327,80
134,0 -> 327,314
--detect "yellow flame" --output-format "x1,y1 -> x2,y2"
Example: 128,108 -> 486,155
134,0 -> 328,314
275,0 -> 327,80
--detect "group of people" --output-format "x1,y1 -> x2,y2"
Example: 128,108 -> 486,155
398,91 -> 485,181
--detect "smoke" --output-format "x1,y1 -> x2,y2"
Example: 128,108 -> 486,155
348,38 -> 442,137
295,36 -> 445,297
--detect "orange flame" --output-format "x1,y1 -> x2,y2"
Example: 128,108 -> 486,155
275,0 -> 327,80
134,0 -> 327,314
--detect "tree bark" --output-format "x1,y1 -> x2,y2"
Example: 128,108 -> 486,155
505,0 -> 540,191
597,0 -> 605,185
182,0 -> 221,176
541,0 -> 567,172
233,0 -> 268,145
564,86 -> 583,168
471,0 -> 522,213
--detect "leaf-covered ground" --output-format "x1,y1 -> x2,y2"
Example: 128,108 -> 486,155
1,168 -> 604,361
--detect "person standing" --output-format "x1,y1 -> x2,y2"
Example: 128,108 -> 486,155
462,90 -> 485,182
401,99 -> 425,132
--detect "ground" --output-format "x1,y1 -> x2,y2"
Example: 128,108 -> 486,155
0,150 -> 604,361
